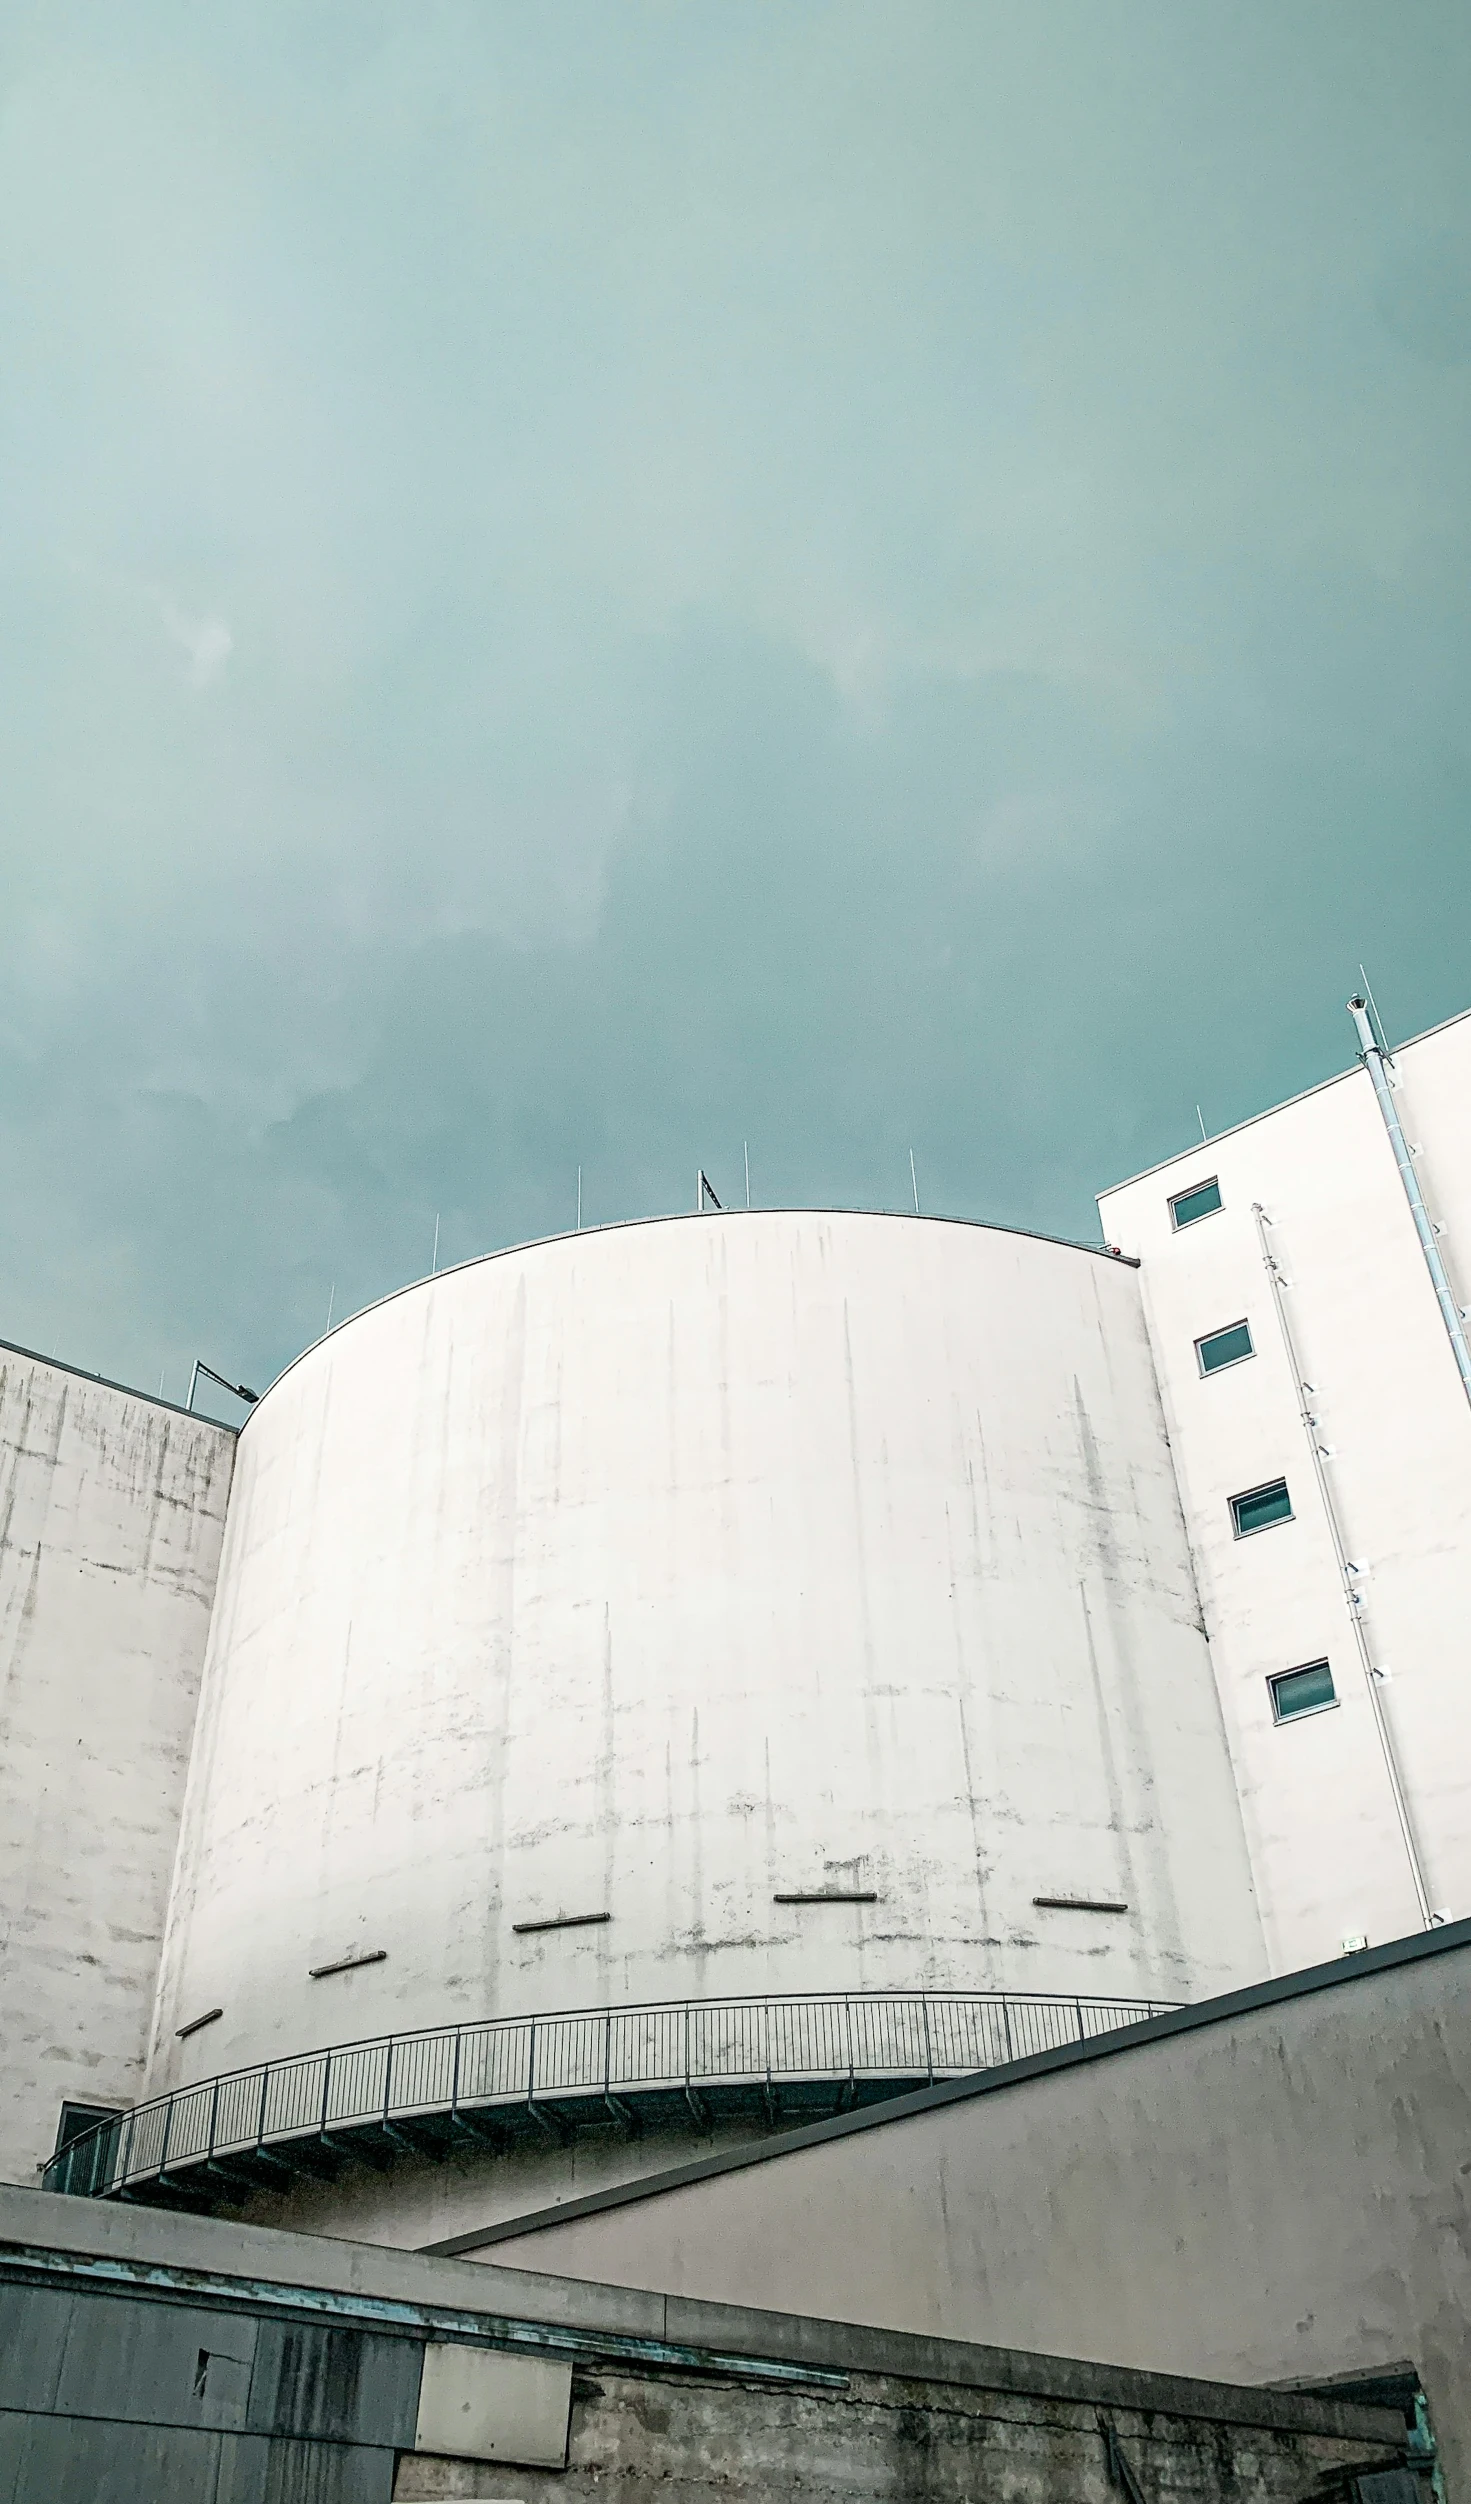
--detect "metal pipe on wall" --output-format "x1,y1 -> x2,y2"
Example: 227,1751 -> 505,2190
1253,1203 -> 1435,1931
1348,996 -> 1471,1409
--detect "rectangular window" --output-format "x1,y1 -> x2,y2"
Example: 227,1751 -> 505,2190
1270,1660 -> 1337,1721
1231,1477 -> 1293,1536
1169,1176 -> 1222,1229
1197,1319 -> 1254,1375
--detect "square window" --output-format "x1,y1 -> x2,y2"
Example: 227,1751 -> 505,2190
1197,1319 -> 1254,1375
1231,1478 -> 1293,1536
1270,1660 -> 1337,1721
1169,1176 -> 1222,1229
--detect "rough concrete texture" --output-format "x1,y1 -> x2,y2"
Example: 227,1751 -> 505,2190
475,1925 -> 1471,2497
149,1210 -> 1265,2131
0,1348 -> 234,2183
1100,1002 -> 1471,1970
0,2183 -> 1407,2504
394,2361 -> 1399,2504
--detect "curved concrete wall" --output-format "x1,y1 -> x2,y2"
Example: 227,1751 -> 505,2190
149,1213 -> 1264,2096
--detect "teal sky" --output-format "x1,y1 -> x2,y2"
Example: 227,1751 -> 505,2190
3,3 -> 1470,1411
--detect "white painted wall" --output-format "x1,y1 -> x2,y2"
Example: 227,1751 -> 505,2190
1099,1006 -> 1471,1974
149,1212 -> 1265,2101
0,1350 -> 234,2183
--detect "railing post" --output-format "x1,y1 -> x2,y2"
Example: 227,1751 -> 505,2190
921,1994 -> 934,2083
208,2079 -> 220,2165
1001,1994 -> 1014,2064
157,2092 -> 174,2178
319,2047 -> 333,2139
450,2024 -> 462,2121
256,2064 -> 270,2152
383,2039 -> 395,2126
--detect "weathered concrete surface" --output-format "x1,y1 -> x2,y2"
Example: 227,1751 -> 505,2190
0,2177 -> 1406,2438
150,1211 -> 1265,2130
474,1923 -> 1471,2496
0,2275 -> 420,2500
1100,1003 -> 1471,1970
394,2363 -> 1402,2504
0,1349 -> 233,2184
0,2184 -> 1408,2504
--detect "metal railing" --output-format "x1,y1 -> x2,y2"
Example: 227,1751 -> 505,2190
43,1986 -> 1175,2204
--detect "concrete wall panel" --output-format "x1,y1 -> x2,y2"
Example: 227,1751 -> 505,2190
0,1350 -> 233,2181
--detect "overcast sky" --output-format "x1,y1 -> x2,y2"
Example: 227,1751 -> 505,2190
3,2 -> 1469,1411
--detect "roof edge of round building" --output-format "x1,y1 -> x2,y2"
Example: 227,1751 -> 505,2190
241,1206 -> 1140,1435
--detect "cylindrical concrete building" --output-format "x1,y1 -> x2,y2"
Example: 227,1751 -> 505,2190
117,1212 -> 1265,2241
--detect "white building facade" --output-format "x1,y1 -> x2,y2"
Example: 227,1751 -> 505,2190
147,1214 -> 1261,2085
8,991 -> 1470,2238
1098,1000 -> 1471,1979
0,1351 -> 234,2188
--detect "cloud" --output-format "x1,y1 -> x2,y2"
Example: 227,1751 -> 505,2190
0,1 -> 1468,1403
158,596 -> 233,687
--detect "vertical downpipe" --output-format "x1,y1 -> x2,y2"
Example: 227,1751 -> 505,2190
1348,997 -> 1471,1407
1253,1204 -> 1434,1929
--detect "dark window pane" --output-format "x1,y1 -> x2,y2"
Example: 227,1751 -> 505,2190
1231,1478 -> 1293,1535
54,2101 -> 120,2155
1169,1177 -> 1223,1228
1271,1661 -> 1336,1720
1198,1320 -> 1254,1374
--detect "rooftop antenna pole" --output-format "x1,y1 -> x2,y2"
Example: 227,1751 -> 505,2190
1196,1105 -> 1208,1144
576,1167 -> 582,1232
744,1141 -> 751,1210
1359,965 -> 1388,1055
325,1283 -> 335,1334
187,1360 -> 200,1414
1349,994 -> 1471,1409
697,1169 -> 722,1211
431,1214 -> 440,1275
909,1149 -> 920,1216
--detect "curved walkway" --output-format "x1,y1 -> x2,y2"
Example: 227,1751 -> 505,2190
44,1987 -> 1175,2209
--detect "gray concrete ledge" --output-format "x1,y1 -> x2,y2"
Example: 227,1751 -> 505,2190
0,2184 -> 1402,2448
